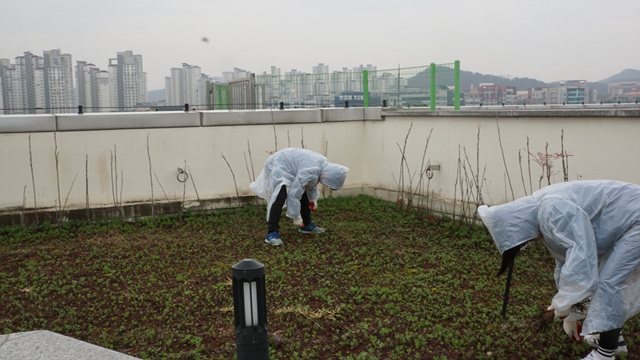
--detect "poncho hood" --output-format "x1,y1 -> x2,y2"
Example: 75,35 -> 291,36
478,195 -> 540,255
320,163 -> 349,190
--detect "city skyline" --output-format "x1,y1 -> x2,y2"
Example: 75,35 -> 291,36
2,0 -> 639,90
6,47 -> 636,115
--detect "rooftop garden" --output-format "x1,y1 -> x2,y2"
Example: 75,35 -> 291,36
1,195 -> 638,359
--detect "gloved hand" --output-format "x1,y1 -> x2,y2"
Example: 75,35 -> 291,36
309,202 -> 318,211
563,319 -> 582,342
292,217 -> 303,227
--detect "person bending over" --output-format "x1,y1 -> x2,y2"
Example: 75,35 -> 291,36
478,180 -> 640,360
250,148 -> 349,246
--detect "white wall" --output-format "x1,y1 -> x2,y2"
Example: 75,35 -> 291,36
1,106 -> 639,218
368,107 -> 640,207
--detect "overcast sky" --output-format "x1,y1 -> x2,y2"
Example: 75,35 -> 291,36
2,0 -> 638,90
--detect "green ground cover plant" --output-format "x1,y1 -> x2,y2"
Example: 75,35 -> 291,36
1,195 -> 638,359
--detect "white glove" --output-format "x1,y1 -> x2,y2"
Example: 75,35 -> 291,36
292,217 -> 303,227
563,319 -> 582,342
309,201 -> 318,211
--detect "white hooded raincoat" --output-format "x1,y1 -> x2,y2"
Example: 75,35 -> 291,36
250,148 -> 349,221
478,180 -> 640,335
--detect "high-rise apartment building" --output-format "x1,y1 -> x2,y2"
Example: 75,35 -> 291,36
183,63 -> 202,107
108,60 -> 118,110
96,70 -> 111,111
0,59 -> 22,114
43,49 -> 74,113
77,61 -> 96,111
165,63 -> 208,108
17,52 -> 41,113
166,67 -> 185,106
313,63 -> 329,74
1,52 -> 48,114
0,69 -> 3,111
222,67 -> 250,82
76,61 -> 111,112
109,51 -> 147,110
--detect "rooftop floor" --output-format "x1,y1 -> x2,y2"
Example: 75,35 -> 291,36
0,330 -> 140,359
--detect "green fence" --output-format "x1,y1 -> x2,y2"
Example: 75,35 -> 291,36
253,61 -> 460,110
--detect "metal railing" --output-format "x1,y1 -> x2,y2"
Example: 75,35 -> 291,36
253,61 -> 461,110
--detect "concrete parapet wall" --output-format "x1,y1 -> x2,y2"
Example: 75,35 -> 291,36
1,105 -> 640,225
384,104 -> 640,118
202,109 -> 322,126
56,111 -> 202,131
0,114 -> 57,133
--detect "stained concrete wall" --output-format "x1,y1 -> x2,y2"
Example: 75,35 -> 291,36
1,105 -> 639,224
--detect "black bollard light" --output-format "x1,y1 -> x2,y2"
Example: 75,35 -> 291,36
232,259 -> 269,360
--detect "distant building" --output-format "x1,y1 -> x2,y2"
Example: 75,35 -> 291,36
334,91 -> 380,108
313,63 -> 329,74
76,61 -> 97,112
76,61 -> 111,112
0,69 -> 3,111
183,64 -> 203,107
468,83 -> 504,105
613,91 -> 640,103
0,50 -> 66,114
466,86 -> 481,105
504,86 -> 517,105
164,63 -> 209,109
608,81 -> 640,98
43,49 -> 74,113
17,52 -> 43,113
108,60 -> 118,109
561,80 -> 587,104
96,70 -> 111,112
526,81 -> 593,105
516,91 -> 529,104
269,66 -> 281,76
167,67 -> 184,106
110,51 -> 147,111
0,59 -> 19,114
547,86 -> 567,105
223,67 -> 250,81
1,49 -> 150,113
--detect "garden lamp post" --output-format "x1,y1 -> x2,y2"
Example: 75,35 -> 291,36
232,258 -> 269,360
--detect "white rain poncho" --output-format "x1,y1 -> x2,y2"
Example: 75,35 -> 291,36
249,148 -> 349,221
478,180 -> 640,335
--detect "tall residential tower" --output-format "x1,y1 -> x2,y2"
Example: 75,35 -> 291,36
110,51 -> 147,110
43,49 -> 74,113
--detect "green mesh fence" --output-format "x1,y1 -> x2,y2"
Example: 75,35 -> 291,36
254,61 -> 460,110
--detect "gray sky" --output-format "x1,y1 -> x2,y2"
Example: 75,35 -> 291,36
2,0 -> 638,90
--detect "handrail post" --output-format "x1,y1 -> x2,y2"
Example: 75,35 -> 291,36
363,70 -> 369,108
454,60 -> 461,110
430,63 -> 436,110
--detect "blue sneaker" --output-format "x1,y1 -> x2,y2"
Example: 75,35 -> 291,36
298,222 -> 326,234
265,231 -> 283,246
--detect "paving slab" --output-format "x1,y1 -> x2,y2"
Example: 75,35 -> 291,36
0,330 -> 141,360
